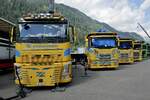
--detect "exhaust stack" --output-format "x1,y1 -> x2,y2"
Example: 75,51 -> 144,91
48,0 -> 55,13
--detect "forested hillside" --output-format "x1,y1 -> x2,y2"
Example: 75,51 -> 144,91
0,0 -> 144,45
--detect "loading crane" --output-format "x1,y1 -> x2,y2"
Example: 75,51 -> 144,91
138,23 -> 150,39
138,23 -> 150,58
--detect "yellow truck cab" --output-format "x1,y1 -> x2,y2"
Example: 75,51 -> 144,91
118,38 -> 134,64
86,32 -> 119,69
133,41 -> 143,62
15,13 -> 74,87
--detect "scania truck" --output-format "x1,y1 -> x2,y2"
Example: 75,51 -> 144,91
85,32 -> 119,69
118,38 -> 134,64
133,41 -> 143,61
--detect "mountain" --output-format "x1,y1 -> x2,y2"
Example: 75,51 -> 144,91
55,4 -> 144,41
100,23 -> 144,41
0,0 -> 144,45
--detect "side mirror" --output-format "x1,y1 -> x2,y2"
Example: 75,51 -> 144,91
9,26 -> 16,43
13,27 -> 17,42
85,36 -> 88,47
88,37 -> 91,48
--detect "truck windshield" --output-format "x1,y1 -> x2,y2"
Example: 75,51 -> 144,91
119,41 -> 132,49
91,38 -> 117,48
18,23 -> 68,43
134,44 -> 141,49
19,24 -> 67,38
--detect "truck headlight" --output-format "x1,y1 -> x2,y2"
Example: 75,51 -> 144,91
62,62 -> 71,76
63,65 -> 69,75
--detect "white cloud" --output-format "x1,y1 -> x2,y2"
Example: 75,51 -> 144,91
55,0 -> 150,38
141,0 -> 150,10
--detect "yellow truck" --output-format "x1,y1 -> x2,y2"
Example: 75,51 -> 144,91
118,38 -> 134,64
133,41 -> 143,61
85,32 -> 119,69
14,12 -> 75,87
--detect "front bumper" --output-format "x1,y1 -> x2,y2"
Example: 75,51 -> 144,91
119,57 -> 134,64
88,59 -> 119,69
15,62 -> 72,87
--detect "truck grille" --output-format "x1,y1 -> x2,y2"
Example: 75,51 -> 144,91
93,60 -> 111,66
120,53 -> 128,58
96,54 -> 111,60
21,54 -> 62,64
19,67 -> 57,86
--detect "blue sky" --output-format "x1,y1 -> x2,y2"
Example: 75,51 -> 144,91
144,7 -> 150,21
128,0 -> 144,8
56,0 -> 150,37
128,0 -> 150,25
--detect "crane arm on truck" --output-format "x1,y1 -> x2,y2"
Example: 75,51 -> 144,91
138,23 -> 150,39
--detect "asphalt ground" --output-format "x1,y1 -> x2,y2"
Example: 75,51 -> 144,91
0,59 -> 150,100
